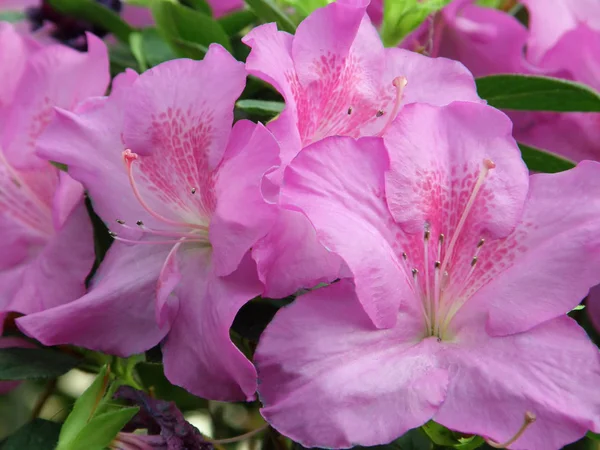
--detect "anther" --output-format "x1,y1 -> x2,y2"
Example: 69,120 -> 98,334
471,256 -> 478,267
412,268 -> 418,277
439,234 -> 445,244
108,231 -> 117,238
477,238 -> 485,248
484,158 -> 496,170
435,261 -> 441,268
116,219 -> 125,225
191,187 -> 197,194
424,230 -> 431,240
136,220 -> 144,227
486,412 -> 536,449
377,76 -> 408,137
402,252 -> 408,260
347,107 -> 353,115
376,110 -> 384,117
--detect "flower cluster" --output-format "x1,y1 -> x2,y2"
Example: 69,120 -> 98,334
1,0 -> 599,449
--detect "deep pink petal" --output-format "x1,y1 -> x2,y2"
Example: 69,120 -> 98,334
435,317 -> 600,450
17,243 -> 169,355
256,280 -> 448,449
253,209 -> 345,299
281,136 -> 411,329
3,34 -> 109,167
206,0 -> 244,18
161,250 -> 260,401
210,121 -> 279,276
453,161 -> 600,335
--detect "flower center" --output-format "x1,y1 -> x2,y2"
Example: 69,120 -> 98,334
108,150 -> 210,247
400,159 -> 496,340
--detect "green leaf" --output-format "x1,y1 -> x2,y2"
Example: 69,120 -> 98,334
0,348 -> 79,381
67,407 -> 139,450
183,0 -> 212,15
129,32 -> 148,72
218,9 -> 257,36
279,0 -> 331,17
245,0 -> 296,33
139,28 -> 178,67
587,431 -> 600,440
48,0 -> 134,42
475,0 -> 503,7
57,365 -> 111,450
152,1 -> 232,59
381,0 -> 451,47
517,143 -> 576,173
236,99 -> 285,119
0,11 -> 26,23
455,435 -> 485,450
421,421 -> 458,446
1,419 -> 62,450
476,75 -> 600,112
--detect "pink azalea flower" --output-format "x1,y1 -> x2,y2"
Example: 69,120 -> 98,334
207,0 -> 244,18
18,45 -> 280,401
0,25 -> 107,332
255,101 -> 600,449
400,0 -> 600,163
243,0 -> 482,298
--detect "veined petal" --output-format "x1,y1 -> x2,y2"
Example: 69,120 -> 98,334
455,161 -> 600,335
17,243 -> 169,355
161,250 -> 260,401
256,280 -> 448,449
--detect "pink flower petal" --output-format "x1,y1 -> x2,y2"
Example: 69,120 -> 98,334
162,250 -> 260,401
435,317 -> 600,450
17,243 -> 170,355
281,135 -> 418,329
256,280 -> 449,449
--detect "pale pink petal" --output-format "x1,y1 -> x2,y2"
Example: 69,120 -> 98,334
382,48 -> 482,109
161,250 -> 260,401
522,0 -> 600,64
0,0 -> 39,10
256,280 -> 449,449
3,33 -> 109,167
209,121 -> 279,276
8,197 -> 93,314
253,209 -> 345,299
17,243 -> 169,355
383,101 -> 528,246
0,22 -> 40,109
435,317 -> 600,450
453,161 -> 600,335
280,136 -> 411,329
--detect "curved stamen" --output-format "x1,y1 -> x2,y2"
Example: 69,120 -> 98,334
485,412 -> 536,449
122,150 -> 208,232
378,76 -> 408,137
440,159 -> 495,276
115,220 -> 203,240
109,232 -> 207,246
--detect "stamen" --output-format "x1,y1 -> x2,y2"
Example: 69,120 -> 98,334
116,219 -> 125,225
434,261 -> 441,268
470,256 -> 478,266
376,110 -> 384,117
377,76 -> 408,137
423,226 -> 432,329
111,235 -> 208,246
402,252 -> 408,260
136,220 -> 144,227
108,231 -> 117,238
440,159 -> 495,275
347,107 -> 353,115
477,238 -> 485,247
191,187 -> 197,194
486,412 -> 536,449
122,150 -> 208,232
119,221 -> 202,240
